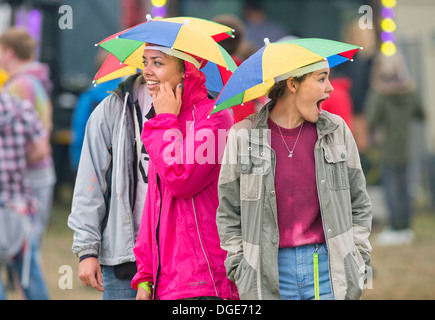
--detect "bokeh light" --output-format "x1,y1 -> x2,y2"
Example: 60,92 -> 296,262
151,0 -> 166,7
381,31 -> 396,43
381,41 -> 397,56
380,0 -> 397,56
381,18 -> 397,32
382,0 -> 397,8
150,0 -> 167,18
382,7 -> 396,19
152,6 -> 166,18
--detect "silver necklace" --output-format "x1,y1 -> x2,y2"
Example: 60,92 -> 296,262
276,121 -> 304,158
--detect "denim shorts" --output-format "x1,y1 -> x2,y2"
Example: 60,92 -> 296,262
278,243 -> 334,300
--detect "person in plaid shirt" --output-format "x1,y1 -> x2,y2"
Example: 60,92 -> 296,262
0,91 -> 51,299
0,27 -> 56,246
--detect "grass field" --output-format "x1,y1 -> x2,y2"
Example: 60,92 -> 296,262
362,211 -> 435,300
4,195 -> 435,300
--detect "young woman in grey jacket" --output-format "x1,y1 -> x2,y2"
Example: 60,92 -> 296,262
217,60 -> 372,300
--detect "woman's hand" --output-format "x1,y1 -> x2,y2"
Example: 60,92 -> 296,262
136,286 -> 152,300
151,82 -> 182,116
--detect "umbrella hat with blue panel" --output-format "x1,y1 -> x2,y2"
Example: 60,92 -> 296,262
93,17 -> 237,94
211,38 -> 361,115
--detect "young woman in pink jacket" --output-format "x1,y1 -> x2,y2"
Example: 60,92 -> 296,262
131,44 -> 238,300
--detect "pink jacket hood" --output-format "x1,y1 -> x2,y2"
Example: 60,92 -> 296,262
132,60 -> 238,300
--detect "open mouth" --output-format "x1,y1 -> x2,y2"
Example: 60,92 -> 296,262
316,97 -> 329,110
146,80 -> 160,86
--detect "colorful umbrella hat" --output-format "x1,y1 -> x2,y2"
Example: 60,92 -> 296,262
107,19 -> 236,70
94,17 -> 236,91
211,38 -> 361,115
156,16 -> 234,42
93,49 -> 232,94
93,52 -> 139,85
96,15 -> 234,46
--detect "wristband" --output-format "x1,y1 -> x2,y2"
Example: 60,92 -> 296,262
138,281 -> 153,297
79,254 -> 97,262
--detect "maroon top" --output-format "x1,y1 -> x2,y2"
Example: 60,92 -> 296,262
268,118 -> 325,248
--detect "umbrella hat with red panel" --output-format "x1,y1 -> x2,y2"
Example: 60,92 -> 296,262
211,38 -> 361,115
93,17 -> 237,94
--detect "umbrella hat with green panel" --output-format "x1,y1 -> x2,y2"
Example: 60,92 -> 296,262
94,17 -> 237,94
211,38 -> 361,115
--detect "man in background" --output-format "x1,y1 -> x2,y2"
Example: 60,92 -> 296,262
0,27 -> 56,245
0,91 -> 51,299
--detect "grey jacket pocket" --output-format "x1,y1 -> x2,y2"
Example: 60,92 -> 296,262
234,257 -> 258,300
343,251 -> 365,299
323,144 -> 350,191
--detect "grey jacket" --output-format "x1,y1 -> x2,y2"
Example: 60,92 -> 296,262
216,103 -> 372,300
68,74 -> 145,265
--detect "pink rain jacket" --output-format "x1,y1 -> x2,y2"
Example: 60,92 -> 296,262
131,61 -> 239,300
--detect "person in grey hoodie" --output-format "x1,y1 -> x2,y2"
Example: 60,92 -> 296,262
67,72 -> 153,300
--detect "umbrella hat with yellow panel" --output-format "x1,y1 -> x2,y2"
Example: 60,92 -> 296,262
94,17 -> 236,93
116,19 -> 235,69
212,38 -> 361,115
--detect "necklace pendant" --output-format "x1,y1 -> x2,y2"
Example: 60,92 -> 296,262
288,151 -> 293,158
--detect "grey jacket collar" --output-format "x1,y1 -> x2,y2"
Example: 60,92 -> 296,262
113,73 -> 144,107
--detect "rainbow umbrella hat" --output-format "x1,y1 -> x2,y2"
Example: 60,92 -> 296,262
94,16 -> 236,92
93,52 -> 139,85
97,15 -> 234,46
97,18 -> 236,73
211,38 -> 362,115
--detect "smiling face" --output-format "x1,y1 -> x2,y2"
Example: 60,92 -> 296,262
290,67 -> 334,123
142,47 -> 185,96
